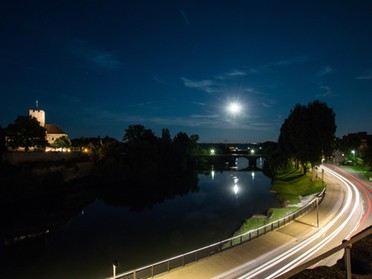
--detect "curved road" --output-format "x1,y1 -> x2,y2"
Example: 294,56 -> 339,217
237,164 -> 371,278
151,164 -> 372,279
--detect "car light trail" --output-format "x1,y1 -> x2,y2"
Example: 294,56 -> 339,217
330,166 -> 372,230
237,165 -> 363,279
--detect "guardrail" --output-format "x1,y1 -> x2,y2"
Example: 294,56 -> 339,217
276,225 -> 372,279
107,189 -> 326,279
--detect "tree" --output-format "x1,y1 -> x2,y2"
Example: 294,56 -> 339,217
161,128 -> 172,144
364,145 -> 372,168
50,136 -> 71,150
172,132 -> 199,170
278,100 -> 336,180
304,100 -> 336,164
278,104 -> 307,170
100,140 -> 125,162
123,124 -> 157,144
5,115 -> 48,151
0,125 -> 5,157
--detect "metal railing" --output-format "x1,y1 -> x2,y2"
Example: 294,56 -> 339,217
108,189 -> 326,279
276,225 -> 372,279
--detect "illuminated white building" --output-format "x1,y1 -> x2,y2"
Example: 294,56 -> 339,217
29,109 -> 68,146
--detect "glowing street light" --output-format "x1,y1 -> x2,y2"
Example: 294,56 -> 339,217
351,150 -> 356,163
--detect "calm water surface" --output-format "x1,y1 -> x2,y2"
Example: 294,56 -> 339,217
0,159 -> 280,279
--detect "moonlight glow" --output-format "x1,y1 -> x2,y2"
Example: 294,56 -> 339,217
227,102 -> 242,114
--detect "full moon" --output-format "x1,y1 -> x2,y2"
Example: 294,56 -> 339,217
227,102 -> 242,114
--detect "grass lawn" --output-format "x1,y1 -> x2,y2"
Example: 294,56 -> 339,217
232,167 -> 324,237
271,168 -> 324,205
352,165 -> 372,181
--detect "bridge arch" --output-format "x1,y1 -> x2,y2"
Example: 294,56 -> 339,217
197,154 -> 265,171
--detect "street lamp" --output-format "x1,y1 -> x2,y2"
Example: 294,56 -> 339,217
112,260 -> 119,279
316,196 -> 319,228
351,150 -> 356,163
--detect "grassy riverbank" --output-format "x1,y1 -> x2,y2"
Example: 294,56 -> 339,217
233,168 -> 324,236
272,168 -> 324,205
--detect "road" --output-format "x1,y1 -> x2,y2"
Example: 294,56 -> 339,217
152,164 -> 372,279
237,164 -> 371,278
327,164 -> 372,232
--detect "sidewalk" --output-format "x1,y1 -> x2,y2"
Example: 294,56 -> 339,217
154,171 -> 343,279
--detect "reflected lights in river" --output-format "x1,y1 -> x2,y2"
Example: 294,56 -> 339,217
211,165 -> 215,179
233,184 -> 239,195
251,172 -> 255,179
232,175 -> 239,196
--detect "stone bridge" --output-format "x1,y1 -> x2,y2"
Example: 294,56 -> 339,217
196,153 -> 266,170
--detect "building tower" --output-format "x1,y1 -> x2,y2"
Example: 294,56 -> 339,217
29,100 -> 45,127
29,109 -> 45,127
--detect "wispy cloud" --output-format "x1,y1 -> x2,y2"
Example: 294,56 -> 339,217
181,69 -> 263,96
316,85 -> 334,97
149,116 -> 217,127
153,76 -> 167,85
216,69 -> 247,80
261,99 -> 277,108
317,66 -> 333,77
356,71 -> 372,80
226,70 -> 247,77
71,40 -> 121,70
61,94 -> 81,104
181,77 -> 220,94
242,87 -> 263,95
179,9 -> 190,25
191,101 -> 206,106
248,56 -> 309,73
191,114 -> 219,118
273,56 -> 309,66
92,52 -> 121,69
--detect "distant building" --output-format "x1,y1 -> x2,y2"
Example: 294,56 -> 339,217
332,150 -> 345,165
29,109 -> 68,147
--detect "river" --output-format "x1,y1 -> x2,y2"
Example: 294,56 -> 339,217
0,158 -> 280,279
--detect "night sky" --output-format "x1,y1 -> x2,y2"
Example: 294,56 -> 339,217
1,0 -> 372,143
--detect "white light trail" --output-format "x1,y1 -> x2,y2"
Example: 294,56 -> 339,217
237,165 -> 363,279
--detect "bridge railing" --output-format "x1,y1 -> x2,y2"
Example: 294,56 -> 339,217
107,188 -> 326,279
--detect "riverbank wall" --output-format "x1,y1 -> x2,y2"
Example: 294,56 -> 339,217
2,151 -> 87,165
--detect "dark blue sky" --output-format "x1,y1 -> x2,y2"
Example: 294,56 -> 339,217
1,0 -> 372,143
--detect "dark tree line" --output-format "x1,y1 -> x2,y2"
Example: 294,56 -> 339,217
269,100 -> 336,179
94,125 -> 200,210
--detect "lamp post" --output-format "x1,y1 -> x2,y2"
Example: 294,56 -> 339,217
316,169 -> 324,228
351,150 -> 356,164
112,260 -> 119,279
316,196 -> 319,228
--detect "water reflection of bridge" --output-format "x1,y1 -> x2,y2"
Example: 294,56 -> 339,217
197,154 -> 266,171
